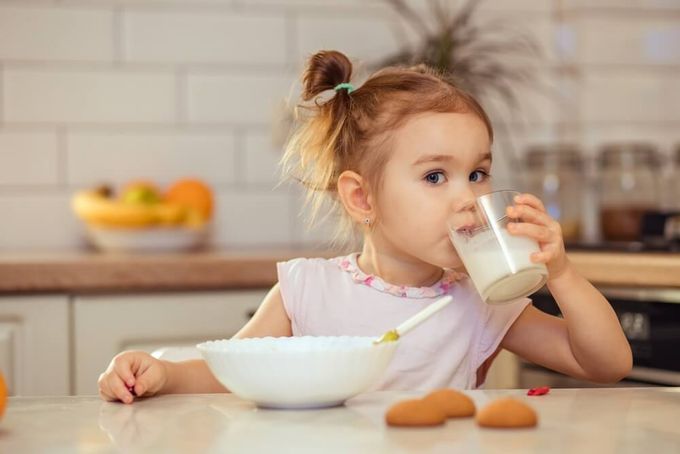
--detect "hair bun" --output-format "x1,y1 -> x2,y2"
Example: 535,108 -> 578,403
302,50 -> 353,101
407,63 -> 434,74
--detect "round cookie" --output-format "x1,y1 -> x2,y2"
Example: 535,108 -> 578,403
385,399 -> 447,427
476,397 -> 538,428
422,389 -> 476,418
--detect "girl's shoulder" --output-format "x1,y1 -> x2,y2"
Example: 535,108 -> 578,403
277,255 -> 339,274
276,255 -> 345,286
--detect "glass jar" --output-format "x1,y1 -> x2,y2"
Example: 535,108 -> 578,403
670,145 -> 680,211
597,143 -> 661,242
523,144 -> 584,242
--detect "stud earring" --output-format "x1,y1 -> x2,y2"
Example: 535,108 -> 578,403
363,218 -> 371,226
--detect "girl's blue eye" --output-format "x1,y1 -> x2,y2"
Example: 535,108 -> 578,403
425,171 -> 446,185
469,170 -> 490,183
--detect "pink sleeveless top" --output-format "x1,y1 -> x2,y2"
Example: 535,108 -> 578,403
277,253 -> 531,391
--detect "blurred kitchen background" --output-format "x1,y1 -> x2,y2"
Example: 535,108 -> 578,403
1,0 -> 680,397
0,0 -> 678,251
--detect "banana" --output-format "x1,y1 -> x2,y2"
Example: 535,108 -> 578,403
72,190 -> 156,227
72,189 -> 187,228
154,202 -> 187,226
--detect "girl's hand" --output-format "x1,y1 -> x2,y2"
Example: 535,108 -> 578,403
506,193 -> 570,280
98,351 -> 168,404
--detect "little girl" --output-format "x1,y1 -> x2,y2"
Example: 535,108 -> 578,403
98,50 -> 632,403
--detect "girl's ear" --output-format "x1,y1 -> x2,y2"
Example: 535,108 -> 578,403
337,170 -> 373,224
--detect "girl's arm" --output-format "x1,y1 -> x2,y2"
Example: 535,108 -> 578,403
501,264 -> 632,383
161,283 -> 292,394
499,193 -> 632,383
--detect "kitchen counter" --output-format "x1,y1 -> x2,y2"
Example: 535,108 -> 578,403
1,388 -> 679,453
0,249 -> 334,294
1,249 -> 680,294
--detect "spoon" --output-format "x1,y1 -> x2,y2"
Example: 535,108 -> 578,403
373,295 -> 454,344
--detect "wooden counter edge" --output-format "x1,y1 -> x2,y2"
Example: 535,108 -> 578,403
0,250 -> 679,293
567,251 -> 680,288
0,250 -> 336,294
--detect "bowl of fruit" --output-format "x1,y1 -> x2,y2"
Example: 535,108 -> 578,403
72,178 -> 214,252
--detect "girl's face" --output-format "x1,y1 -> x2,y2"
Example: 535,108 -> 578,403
372,111 -> 493,269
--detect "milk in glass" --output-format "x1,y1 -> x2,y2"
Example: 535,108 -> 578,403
450,225 -> 547,304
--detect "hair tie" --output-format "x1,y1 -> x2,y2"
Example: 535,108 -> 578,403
333,82 -> 355,94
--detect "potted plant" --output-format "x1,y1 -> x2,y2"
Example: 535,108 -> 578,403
375,0 -> 545,178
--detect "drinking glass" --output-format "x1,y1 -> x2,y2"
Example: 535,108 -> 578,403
448,190 -> 548,304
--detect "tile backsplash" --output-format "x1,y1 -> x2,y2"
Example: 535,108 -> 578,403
0,0 -> 678,250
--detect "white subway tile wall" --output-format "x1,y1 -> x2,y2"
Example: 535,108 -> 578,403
66,131 -> 237,187
573,16 -> 680,65
0,192 -> 82,249
0,131 -> 60,185
295,12 -> 399,66
0,6 -> 115,62
215,189 -> 293,248
123,11 -> 288,65
561,0 -> 680,10
580,70 -> 673,124
0,0 -> 678,250
242,132 -> 283,186
187,72 -> 296,124
4,68 -> 177,123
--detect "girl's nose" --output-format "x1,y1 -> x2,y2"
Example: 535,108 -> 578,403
448,185 -> 480,230
451,186 -> 477,214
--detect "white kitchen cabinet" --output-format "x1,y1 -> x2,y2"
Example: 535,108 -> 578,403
73,290 -> 266,395
0,295 -> 70,396
484,349 -> 520,389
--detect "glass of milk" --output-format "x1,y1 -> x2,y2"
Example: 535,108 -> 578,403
448,190 -> 548,304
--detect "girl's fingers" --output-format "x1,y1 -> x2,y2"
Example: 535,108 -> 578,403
113,356 -> 137,389
514,193 -> 546,212
507,204 -> 553,228
530,251 -> 551,263
134,368 -> 157,397
98,376 -> 116,402
507,222 -> 554,243
135,359 -> 168,397
109,374 -> 135,404
98,372 -> 133,403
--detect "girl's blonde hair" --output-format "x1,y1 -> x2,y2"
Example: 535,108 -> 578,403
281,50 -> 494,247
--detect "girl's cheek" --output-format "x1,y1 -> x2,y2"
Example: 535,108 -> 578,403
478,181 -> 493,193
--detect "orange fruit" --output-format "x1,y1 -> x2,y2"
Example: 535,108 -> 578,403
0,371 -> 7,420
164,178 -> 214,221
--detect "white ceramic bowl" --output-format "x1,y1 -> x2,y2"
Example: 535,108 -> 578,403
197,336 -> 399,409
85,225 -> 209,253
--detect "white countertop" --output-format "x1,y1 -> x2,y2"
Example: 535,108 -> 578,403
2,388 -> 679,453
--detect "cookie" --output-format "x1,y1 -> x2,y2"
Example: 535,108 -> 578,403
422,388 -> 476,418
476,397 -> 538,428
385,399 -> 447,427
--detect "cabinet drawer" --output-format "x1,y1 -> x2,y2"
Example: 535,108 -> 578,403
0,296 -> 69,396
73,290 -> 266,395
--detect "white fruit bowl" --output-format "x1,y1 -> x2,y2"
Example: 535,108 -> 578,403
197,336 -> 399,409
85,224 -> 209,253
